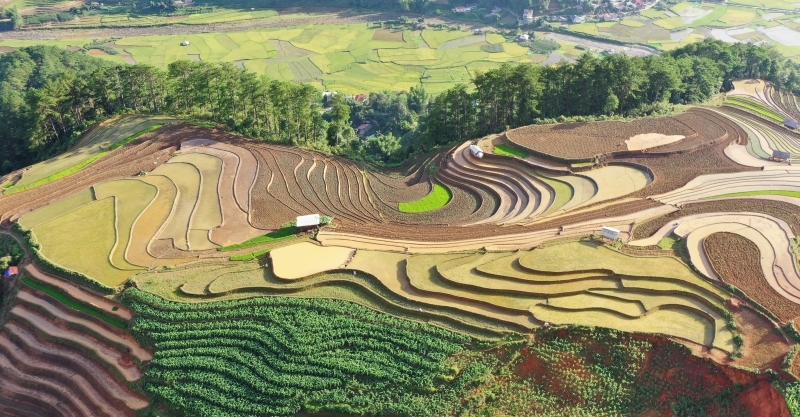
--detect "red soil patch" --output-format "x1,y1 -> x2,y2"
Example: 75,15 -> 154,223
511,328 -> 789,416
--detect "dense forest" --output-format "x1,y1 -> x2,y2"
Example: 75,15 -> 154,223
0,39 -> 798,174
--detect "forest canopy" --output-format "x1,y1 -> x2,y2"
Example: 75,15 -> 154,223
0,39 -> 797,174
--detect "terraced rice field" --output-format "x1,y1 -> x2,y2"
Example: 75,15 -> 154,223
0,266 -> 150,417
4,116 -> 174,195
8,80 -> 800,394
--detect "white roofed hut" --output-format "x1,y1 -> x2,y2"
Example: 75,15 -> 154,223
296,214 -> 321,232
599,226 -> 620,242
469,144 -> 484,159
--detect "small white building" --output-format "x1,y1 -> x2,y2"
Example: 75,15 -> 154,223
469,144 -> 484,159
523,9 -> 534,22
181,41 -> 190,46
600,226 -> 620,241
518,33 -> 530,42
296,214 -> 321,231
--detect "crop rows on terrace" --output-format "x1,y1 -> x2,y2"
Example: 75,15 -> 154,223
120,287 -> 488,417
218,239 -> 735,352
704,232 -> 800,323
0,267 -> 150,417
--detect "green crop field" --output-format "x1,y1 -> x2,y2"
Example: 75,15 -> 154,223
0,24 -> 547,94
493,144 -> 528,158
399,183 -> 452,213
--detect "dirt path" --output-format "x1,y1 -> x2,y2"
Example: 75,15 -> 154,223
22,264 -> 132,320
17,288 -> 152,361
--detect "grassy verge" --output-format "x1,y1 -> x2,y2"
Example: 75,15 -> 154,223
219,227 -> 296,252
21,276 -> 127,329
493,144 -> 528,158
1,182 -> 12,189
708,190 -> 800,199
6,124 -> 162,195
399,183 -> 452,213
230,248 -> 271,261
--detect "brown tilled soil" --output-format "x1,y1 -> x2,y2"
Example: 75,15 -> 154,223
333,198 -> 662,241
506,107 -> 742,160
703,232 -> 800,323
633,199 -> 800,241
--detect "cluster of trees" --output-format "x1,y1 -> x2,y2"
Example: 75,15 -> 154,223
423,39 -> 800,148
0,7 -> 22,30
2,40 -> 799,175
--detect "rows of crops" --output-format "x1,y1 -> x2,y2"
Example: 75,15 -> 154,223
122,288 -> 489,417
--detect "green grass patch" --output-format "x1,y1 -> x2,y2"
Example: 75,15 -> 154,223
219,227 -> 296,252
1,182 -> 13,189
657,236 -> 678,250
21,276 -> 127,329
571,161 -> 595,168
398,183 -> 452,213
109,124 -> 161,150
493,144 -> 528,158
230,248 -> 271,261
6,124 -> 162,195
6,153 -> 109,195
709,190 -> 800,199
725,97 -> 784,122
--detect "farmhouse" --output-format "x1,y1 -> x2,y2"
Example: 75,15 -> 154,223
296,214 -> 321,232
518,34 -> 531,42
4,266 -> 18,278
357,123 -> 373,137
452,5 -> 477,13
600,226 -> 620,241
785,118 -> 799,130
570,15 -> 585,23
772,149 -> 791,162
523,9 -> 534,22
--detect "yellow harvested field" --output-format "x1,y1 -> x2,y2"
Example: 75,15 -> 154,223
271,242 -> 354,279
519,241 -> 699,281
530,305 -> 714,346
188,229 -> 218,251
94,179 -> 158,270
18,188 -> 95,230
579,165 -> 650,206
130,175 -> 179,267
152,162 -> 200,250
170,153 -> 223,231
625,133 -> 685,151
34,198 -> 135,286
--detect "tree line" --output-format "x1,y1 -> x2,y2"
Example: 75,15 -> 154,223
1,40 -> 798,175
423,39 -> 800,148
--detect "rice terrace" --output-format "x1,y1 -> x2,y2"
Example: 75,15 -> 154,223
6,0 -> 800,414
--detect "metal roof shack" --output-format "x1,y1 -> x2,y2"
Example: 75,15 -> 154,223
469,144 -> 484,158
4,266 -> 18,278
600,226 -> 620,241
296,214 -> 321,231
772,150 -> 791,162
785,119 -> 799,130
